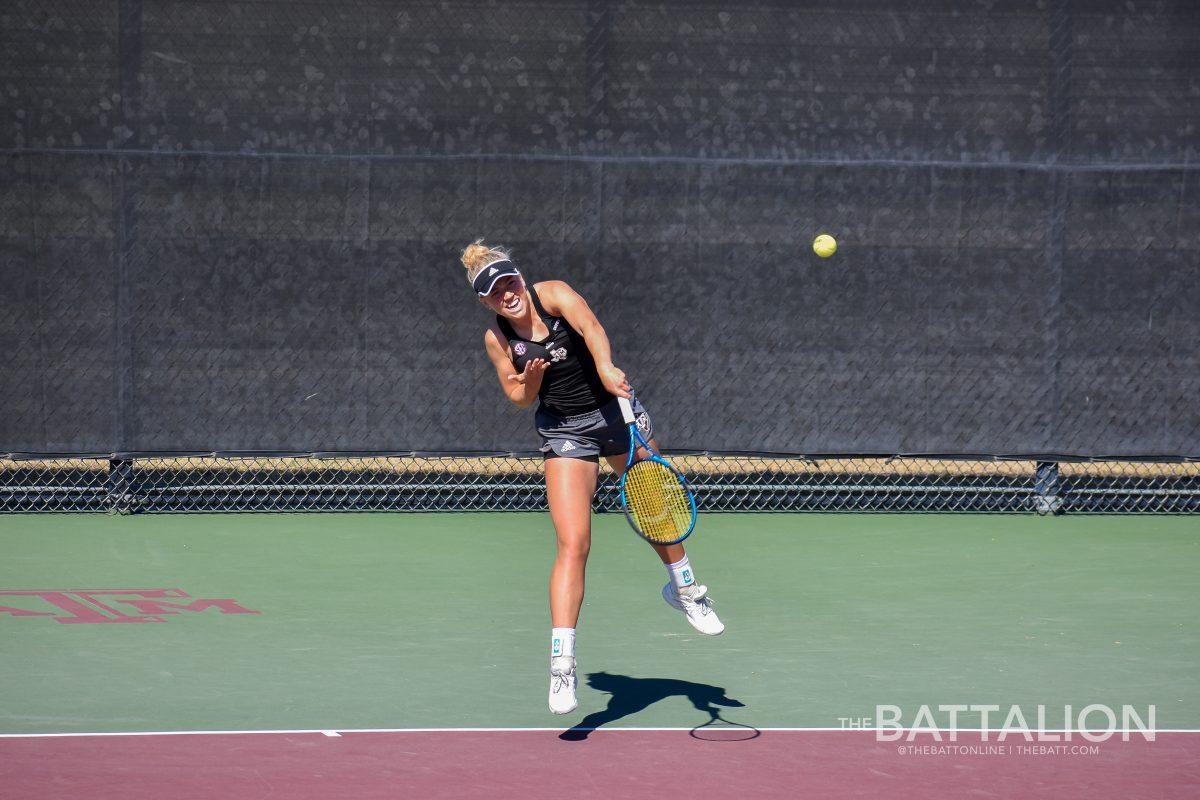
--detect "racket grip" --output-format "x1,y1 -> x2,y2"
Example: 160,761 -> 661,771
616,396 -> 636,424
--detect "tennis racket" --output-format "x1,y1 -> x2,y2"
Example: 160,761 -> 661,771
616,393 -> 697,545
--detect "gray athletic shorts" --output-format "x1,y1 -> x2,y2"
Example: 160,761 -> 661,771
535,396 -> 654,461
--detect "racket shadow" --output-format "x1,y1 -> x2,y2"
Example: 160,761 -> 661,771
559,672 -> 756,742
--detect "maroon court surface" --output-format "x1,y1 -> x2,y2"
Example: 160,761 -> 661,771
3,730 -> 1198,799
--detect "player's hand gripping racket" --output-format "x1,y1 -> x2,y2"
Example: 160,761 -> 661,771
616,393 -> 697,545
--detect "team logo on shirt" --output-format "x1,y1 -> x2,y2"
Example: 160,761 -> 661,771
513,342 -> 527,356
549,347 -> 568,362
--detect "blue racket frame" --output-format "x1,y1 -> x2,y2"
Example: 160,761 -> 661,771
617,393 -> 698,545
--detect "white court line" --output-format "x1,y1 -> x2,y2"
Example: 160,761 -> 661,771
1,727 -> 1197,739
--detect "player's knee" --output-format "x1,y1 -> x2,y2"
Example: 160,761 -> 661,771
556,535 -> 591,562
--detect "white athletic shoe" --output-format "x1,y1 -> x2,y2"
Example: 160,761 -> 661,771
549,655 -> 578,715
663,583 -> 725,635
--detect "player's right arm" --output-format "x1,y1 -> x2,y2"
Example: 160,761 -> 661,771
485,324 -> 548,408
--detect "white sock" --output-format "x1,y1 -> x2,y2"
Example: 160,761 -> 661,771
666,555 -> 696,591
551,627 -> 576,660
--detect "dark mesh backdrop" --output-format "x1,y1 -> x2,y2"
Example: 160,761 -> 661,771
2,0 -> 1198,457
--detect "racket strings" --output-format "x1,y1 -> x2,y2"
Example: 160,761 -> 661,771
623,460 -> 692,544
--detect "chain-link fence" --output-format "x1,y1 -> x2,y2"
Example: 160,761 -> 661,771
4,453 -> 1198,514
2,2 -> 1198,513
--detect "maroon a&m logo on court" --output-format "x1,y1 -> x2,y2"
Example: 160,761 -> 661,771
0,588 -> 260,624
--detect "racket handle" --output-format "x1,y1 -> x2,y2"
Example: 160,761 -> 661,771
616,396 -> 636,424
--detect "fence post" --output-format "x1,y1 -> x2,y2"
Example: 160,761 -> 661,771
107,457 -> 136,514
1034,461 -> 1062,515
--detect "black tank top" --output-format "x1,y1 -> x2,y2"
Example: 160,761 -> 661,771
496,284 -> 614,415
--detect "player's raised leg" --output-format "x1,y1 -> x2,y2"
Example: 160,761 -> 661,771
605,441 -> 724,636
545,455 -> 599,713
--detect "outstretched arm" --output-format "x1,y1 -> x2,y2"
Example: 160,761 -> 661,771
538,281 -> 631,399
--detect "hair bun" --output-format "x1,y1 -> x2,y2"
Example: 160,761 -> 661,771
460,239 -> 511,282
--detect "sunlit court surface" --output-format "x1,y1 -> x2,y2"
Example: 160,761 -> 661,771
4,0 -> 1200,797
2,513 -> 1198,797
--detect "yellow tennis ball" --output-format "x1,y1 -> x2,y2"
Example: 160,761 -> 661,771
813,234 -> 837,258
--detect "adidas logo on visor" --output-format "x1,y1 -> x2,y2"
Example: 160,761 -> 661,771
474,259 -> 517,295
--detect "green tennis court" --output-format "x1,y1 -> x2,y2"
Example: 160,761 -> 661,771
3,512 -> 1198,799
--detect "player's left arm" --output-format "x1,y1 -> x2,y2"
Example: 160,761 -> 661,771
538,280 -> 631,398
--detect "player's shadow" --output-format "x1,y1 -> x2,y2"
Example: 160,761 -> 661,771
559,672 -> 756,741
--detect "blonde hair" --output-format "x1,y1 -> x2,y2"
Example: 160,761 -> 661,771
460,239 -> 511,284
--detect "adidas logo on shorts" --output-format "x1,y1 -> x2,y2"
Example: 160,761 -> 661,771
560,441 -> 577,452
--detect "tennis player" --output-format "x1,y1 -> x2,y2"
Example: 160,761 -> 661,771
462,240 -> 724,715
